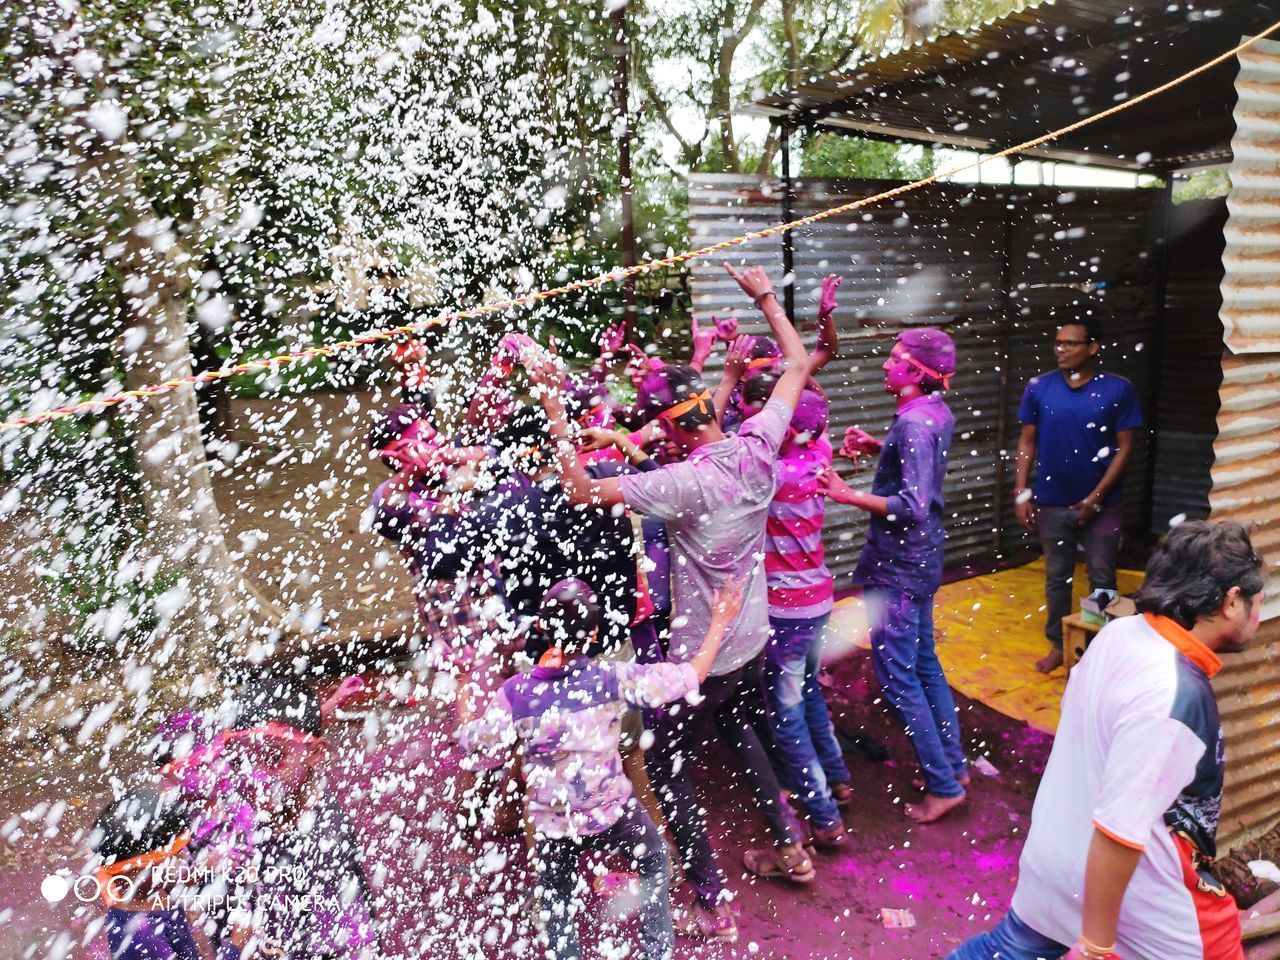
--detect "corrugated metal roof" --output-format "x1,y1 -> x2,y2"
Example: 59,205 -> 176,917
745,1 -> 1280,170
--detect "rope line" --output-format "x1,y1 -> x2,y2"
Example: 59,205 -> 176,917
5,21 -> 1277,433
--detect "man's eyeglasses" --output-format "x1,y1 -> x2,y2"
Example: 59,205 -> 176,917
1054,339 -> 1089,349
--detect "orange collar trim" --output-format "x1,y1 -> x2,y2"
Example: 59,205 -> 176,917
1143,613 -> 1222,678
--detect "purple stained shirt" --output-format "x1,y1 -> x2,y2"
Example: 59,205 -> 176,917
459,657 -> 698,838
853,394 -> 954,599
617,398 -> 792,675
105,907 -> 240,960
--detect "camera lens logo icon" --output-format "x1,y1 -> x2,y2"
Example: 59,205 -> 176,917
42,872 -> 140,904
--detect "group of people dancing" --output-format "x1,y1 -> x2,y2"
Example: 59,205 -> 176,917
368,261 -> 966,954
87,258 -> 1266,960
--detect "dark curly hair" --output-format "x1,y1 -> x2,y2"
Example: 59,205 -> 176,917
1134,521 -> 1264,630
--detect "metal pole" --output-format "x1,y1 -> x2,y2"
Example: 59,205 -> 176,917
611,1 -> 638,337
781,121 -> 796,322
991,162 -> 1020,557
1142,170 -> 1175,536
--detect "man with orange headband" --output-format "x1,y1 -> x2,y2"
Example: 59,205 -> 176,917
522,261 -> 815,942
821,326 -> 968,824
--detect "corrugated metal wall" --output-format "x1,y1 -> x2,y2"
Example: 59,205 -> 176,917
689,174 -> 1161,582
1150,198 -> 1226,530
1210,37 -> 1280,851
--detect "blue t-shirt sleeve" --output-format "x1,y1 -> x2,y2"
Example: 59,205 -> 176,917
1114,380 -> 1144,431
1016,378 -> 1041,425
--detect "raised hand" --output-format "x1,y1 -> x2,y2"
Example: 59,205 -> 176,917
724,261 -> 775,304
492,332 -> 537,374
724,333 -> 755,382
579,426 -> 629,452
819,274 -> 842,320
690,315 -> 716,372
599,322 -> 626,358
713,315 -> 739,342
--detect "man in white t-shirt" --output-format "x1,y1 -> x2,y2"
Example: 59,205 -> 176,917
949,520 -> 1264,960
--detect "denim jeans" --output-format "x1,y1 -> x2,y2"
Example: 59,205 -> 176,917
764,613 -> 851,830
534,801 -> 674,960
866,589 -> 966,798
946,909 -> 1068,960
1037,503 -> 1124,649
644,657 -> 799,909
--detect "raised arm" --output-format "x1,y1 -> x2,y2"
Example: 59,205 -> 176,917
524,355 -> 626,509
688,576 -> 745,682
712,334 -> 753,425
809,274 -> 842,376
724,262 -> 809,410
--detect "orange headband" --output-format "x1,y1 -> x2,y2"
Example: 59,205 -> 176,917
660,389 -> 713,422
747,356 -> 778,372
899,351 -> 953,390
95,833 -> 191,906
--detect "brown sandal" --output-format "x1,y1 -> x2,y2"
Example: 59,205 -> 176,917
673,902 -> 738,942
743,844 -> 817,884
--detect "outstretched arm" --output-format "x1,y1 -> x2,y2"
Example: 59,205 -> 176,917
712,334 -> 753,425
724,262 -> 809,410
809,274 -> 842,376
524,356 -> 626,509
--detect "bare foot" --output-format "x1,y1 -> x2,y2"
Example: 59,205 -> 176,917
905,790 -> 966,823
912,775 -> 971,791
1035,647 -> 1064,673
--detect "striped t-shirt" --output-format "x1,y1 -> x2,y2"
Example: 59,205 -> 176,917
764,436 -> 834,619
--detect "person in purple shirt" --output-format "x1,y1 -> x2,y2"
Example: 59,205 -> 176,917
821,327 -> 968,824
1012,316 -> 1144,673
460,576 -> 743,960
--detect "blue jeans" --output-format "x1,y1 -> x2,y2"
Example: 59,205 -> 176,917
764,613 -> 851,830
866,589 -> 967,798
535,801 -> 674,960
947,910 -> 1068,960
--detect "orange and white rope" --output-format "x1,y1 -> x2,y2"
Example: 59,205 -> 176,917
4,21 -> 1276,433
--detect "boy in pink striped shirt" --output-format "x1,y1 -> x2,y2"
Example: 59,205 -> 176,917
740,378 -> 852,846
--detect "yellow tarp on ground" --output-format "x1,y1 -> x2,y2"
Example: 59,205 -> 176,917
827,559 -> 1144,734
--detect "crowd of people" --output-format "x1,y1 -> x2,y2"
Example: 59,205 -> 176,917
89,260 -> 1266,960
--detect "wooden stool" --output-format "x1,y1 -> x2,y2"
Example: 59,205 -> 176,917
1061,612 -> 1103,672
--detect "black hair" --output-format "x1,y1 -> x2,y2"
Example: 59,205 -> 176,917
532,578 -> 600,654
91,785 -> 189,865
743,373 -> 778,407
1134,521 -> 1264,630
636,365 -> 713,430
232,673 -> 323,736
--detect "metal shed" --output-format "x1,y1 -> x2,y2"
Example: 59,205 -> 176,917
701,0 -> 1280,849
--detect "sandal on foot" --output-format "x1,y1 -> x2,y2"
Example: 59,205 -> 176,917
810,823 -> 848,848
673,903 -> 738,942
743,845 -> 816,884
831,782 -> 854,808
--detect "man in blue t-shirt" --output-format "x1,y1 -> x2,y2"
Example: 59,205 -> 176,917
1013,318 -> 1144,673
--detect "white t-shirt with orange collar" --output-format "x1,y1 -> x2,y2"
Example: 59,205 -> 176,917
1011,612 -> 1243,960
